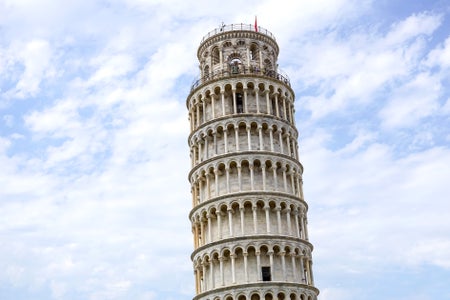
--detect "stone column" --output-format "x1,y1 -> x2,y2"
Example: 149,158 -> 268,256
195,268 -> 200,293
294,210 -> 300,238
204,135 -> 209,160
286,208 -> 292,236
217,212 -> 222,239
210,259 -> 215,289
274,93 -> 280,117
231,254 -> 236,283
249,164 -> 255,190
224,128 -> 228,153
276,207 -> 282,234
196,102 -> 200,127
258,125 -> 263,150
207,213 -> 212,242
234,127 -> 239,151
255,88 -> 260,113
225,167 -> 230,193
262,166 -> 266,191
219,257 -> 225,286
202,263 -> 207,291
299,213 -> 305,239
211,95 -> 215,119
304,216 -> 309,241
269,127 -> 274,152
282,166 -> 288,192
202,101 -> 206,123
272,166 -> 278,191
256,251 -> 262,281
200,219 -> 205,246
206,172 -> 211,199
278,130 -> 284,154
214,168 -> 220,196
286,134 -> 292,156
280,251 -> 287,281
291,253 -> 298,281
306,258 -> 312,285
300,256 -> 306,283
268,251 -> 274,279
221,91 -> 225,116
247,125 -> 252,150
252,206 -> 258,234
232,89 -> 237,114
265,206 -> 271,233
290,171 -> 296,195
193,222 -> 199,248
228,208 -> 233,236
240,206 -> 245,236
198,178 -> 203,203
243,252 -> 249,282
237,165 -> 242,191
243,88 -> 248,113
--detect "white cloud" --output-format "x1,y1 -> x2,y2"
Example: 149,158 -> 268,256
6,39 -> 55,98
289,11 -> 443,120
304,133 -> 450,272
384,12 -> 442,46
379,72 -> 441,128
425,35 -> 450,69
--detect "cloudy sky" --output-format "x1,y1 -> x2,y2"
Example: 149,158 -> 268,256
1,0 -> 449,299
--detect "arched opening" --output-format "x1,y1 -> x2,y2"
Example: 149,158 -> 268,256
212,47 -> 220,65
204,65 -> 210,79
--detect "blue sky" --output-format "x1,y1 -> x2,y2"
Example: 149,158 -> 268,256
1,0 -> 449,299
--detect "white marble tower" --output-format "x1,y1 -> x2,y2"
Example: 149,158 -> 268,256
187,23 -> 319,300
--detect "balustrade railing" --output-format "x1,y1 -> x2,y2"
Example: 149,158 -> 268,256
200,23 -> 276,43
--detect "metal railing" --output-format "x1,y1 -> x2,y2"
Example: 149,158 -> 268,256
190,67 -> 290,91
200,23 -> 276,43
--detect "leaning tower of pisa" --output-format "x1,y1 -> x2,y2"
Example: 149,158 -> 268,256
186,23 -> 319,300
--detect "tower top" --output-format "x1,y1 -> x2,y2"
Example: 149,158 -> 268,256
200,23 -> 276,43
197,23 -> 279,62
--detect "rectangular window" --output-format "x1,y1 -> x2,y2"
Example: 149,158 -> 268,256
262,266 -> 271,281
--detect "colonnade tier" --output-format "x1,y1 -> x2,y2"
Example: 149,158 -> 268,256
192,237 -> 315,294
189,153 -> 305,205
187,79 -> 295,133
190,195 -> 310,248
193,282 -> 318,300
189,116 -> 300,167
192,235 -> 313,262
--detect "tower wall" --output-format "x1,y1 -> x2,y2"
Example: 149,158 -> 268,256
187,23 -> 319,300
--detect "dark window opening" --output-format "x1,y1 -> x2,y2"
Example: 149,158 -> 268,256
236,93 -> 243,113
262,266 -> 271,281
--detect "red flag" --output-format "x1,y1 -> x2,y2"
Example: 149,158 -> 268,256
254,16 -> 258,32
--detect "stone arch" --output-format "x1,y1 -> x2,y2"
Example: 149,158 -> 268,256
250,42 -> 259,61
204,65 -> 210,79
250,292 -> 261,300
277,292 -> 286,300
212,46 -> 220,65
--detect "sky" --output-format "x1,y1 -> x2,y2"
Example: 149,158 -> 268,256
0,0 -> 449,299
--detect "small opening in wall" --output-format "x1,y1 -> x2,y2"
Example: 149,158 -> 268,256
236,93 -> 243,113
262,266 -> 271,281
